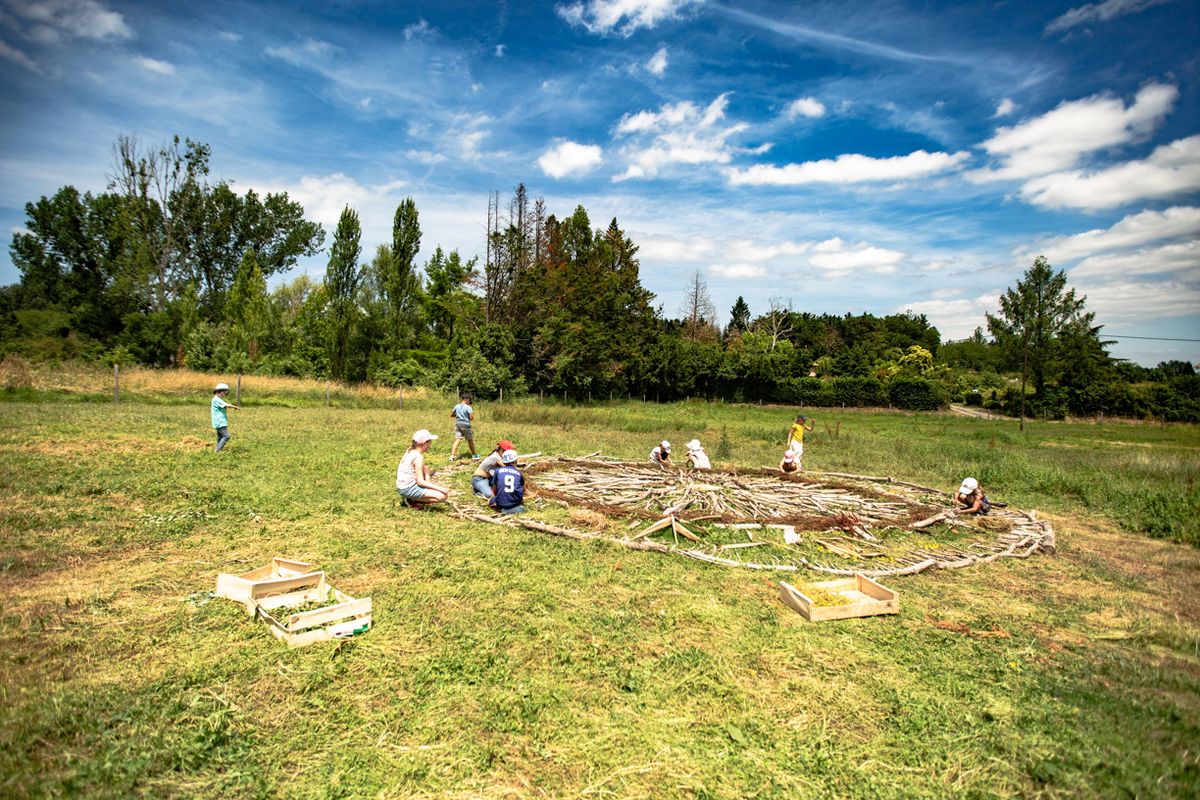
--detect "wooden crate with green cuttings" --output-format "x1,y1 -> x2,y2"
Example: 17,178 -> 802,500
778,574 -> 899,622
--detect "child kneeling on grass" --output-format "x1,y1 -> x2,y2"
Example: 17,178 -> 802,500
953,477 -> 990,515
396,430 -> 451,507
488,449 -> 526,515
472,439 -> 515,499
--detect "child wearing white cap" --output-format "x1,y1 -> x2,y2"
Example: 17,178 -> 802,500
211,382 -> 241,452
953,477 -> 990,515
779,449 -> 799,474
650,440 -> 672,466
397,429 -> 451,506
685,439 -> 711,470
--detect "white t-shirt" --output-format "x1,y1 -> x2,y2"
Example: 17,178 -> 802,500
396,449 -> 422,489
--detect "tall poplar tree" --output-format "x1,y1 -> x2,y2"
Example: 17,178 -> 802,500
325,206 -> 362,381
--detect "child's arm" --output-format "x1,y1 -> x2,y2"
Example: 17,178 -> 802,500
805,420 -> 814,431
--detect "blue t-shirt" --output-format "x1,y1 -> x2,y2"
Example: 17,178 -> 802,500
489,465 -> 524,509
453,402 -> 473,425
211,395 -> 229,429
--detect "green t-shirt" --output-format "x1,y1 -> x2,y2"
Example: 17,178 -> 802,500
211,395 -> 230,429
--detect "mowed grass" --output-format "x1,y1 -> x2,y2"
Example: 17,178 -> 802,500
1,393 -> 1198,799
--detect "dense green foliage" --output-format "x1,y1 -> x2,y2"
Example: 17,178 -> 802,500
3,137 -> 1196,420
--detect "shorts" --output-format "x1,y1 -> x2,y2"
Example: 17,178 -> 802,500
397,484 -> 427,499
454,424 -> 473,440
498,504 -> 526,515
789,441 -> 804,458
472,475 -> 494,498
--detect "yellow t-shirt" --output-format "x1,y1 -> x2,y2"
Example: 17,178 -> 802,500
788,422 -> 806,443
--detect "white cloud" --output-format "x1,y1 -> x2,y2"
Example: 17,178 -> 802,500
1070,240 -> 1200,279
994,97 -> 1015,117
406,149 -> 447,165
0,39 -> 40,72
785,97 -> 826,120
135,56 -> 174,76
970,83 -> 1178,182
217,31 -> 241,43
403,19 -> 433,40
808,239 -> 905,273
494,44 -> 506,57
635,233 -> 716,262
1019,134 -> 1200,210
1076,279 -> 1200,324
557,0 -> 700,36
358,97 -> 372,110
5,0 -> 132,44
372,179 -> 407,195
1022,206 -> 1200,264
646,46 -> 668,76
709,263 -> 766,279
1045,0 -> 1169,33
613,93 -> 748,181
726,149 -> 968,186
899,295 -> 999,340
538,140 -> 604,178
265,38 -> 337,68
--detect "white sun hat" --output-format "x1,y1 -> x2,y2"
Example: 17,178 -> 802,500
686,439 -> 702,451
783,450 -> 795,462
214,382 -> 230,391
660,440 -> 671,451
959,477 -> 979,494
412,429 -> 439,444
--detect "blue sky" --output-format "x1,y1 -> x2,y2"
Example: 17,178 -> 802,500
1,0 -> 1197,366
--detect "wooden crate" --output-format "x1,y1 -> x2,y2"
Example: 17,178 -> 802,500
214,558 -> 319,615
778,574 -> 899,622
255,582 -> 372,648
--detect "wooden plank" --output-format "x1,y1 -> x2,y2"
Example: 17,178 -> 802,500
250,571 -> 326,600
285,598 -> 372,632
671,518 -> 701,542
631,516 -> 675,540
255,585 -> 329,611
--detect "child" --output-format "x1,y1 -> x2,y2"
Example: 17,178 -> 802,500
472,439 -> 515,499
649,440 -> 671,466
779,449 -> 799,473
685,439 -> 711,470
449,394 -> 478,461
786,414 -> 815,470
211,382 -> 241,452
396,429 -> 451,506
953,477 -> 990,515
488,449 -> 526,514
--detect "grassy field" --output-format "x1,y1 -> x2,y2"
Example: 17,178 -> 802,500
1,382 -> 1198,798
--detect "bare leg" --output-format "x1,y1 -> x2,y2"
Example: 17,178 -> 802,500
466,435 -> 477,457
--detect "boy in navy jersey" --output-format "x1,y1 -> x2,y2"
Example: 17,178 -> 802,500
488,449 -> 526,514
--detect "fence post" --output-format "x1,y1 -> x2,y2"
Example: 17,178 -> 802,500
326,382 -> 330,407
398,386 -> 403,409
499,387 -> 504,404
236,373 -> 242,406
113,363 -> 119,403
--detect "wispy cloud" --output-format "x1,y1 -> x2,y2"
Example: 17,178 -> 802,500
1070,240 -> 1199,279
557,0 -> 701,36
135,56 -> 174,76
538,140 -> 603,178
613,93 -> 748,181
1019,134 -> 1200,210
1045,0 -> 1170,34
0,38 -> 40,73
993,97 -> 1015,117
2,0 -> 133,44
809,237 -> 905,274
726,149 -> 968,186
646,46 -> 668,76
784,97 -> 826,120
969,83 -> 1177,182
264,37 -> 338,68
709,263 -> 766,279
1020,206 -> 1200,264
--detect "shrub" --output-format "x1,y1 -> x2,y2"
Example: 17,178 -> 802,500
888,377 -> 947,410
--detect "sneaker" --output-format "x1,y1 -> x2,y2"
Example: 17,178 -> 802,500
448,455 -> 457,462
470,454 -> 481,460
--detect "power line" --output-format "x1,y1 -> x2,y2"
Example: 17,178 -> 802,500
1106,335 -> 1200,343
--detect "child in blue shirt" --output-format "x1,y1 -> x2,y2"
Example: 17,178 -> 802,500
488,449 -> 525,514
211,382 -> 241,452
449,395 -> 478,461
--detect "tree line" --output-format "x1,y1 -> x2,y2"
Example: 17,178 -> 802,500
2,135 -> 1195,420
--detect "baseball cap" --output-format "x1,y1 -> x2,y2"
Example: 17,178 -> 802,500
412,429 -> 438,444
959,477 -> 978,494
214,382 -> 229,391
660,440 -> 671,451
501,449 -> 519,463
497,440 -> 515,451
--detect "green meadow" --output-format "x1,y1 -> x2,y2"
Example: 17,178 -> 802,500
1,387 -> 1198,798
